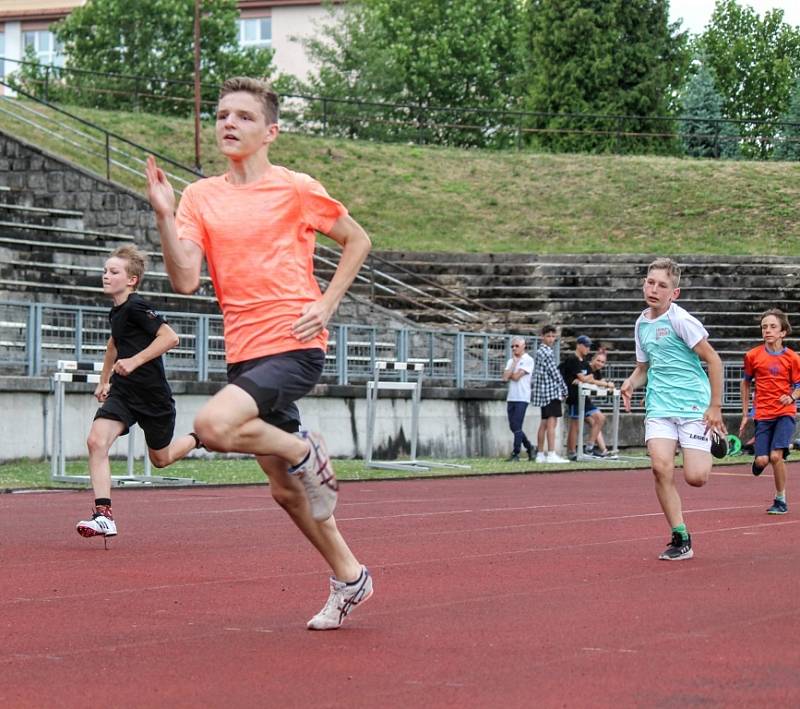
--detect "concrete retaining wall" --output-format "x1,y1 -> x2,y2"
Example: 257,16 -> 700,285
1,377 -> 582,463
3,376 -> 750,464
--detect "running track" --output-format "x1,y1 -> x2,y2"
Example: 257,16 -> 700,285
2,464 -> 799,708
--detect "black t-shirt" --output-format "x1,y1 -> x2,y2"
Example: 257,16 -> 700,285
560,353 -> 590,405
109,293 -> 172,406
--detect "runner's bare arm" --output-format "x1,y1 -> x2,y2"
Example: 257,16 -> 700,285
293,214 -> 371,342
145,156 -> 204,294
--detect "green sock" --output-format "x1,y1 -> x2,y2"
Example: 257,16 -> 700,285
776,492 -> 786,502
672,523 -> 689,540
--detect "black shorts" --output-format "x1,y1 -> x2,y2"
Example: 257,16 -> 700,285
95,392 -> 176,450
227,348 -> 325,434
540,399 -> 562,420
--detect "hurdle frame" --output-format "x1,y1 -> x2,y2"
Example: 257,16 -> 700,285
575,382 -> 621,461
50,360 -> 203,486
364,360 -> 470,472
575,382 -> 650,462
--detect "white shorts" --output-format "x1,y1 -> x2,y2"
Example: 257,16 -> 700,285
644,417 -> 711,452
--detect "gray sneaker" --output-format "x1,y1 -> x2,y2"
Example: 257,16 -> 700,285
307,567 -> 373,630
294,431 -> 338,521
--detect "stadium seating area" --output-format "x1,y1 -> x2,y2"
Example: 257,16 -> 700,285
321,251 -> 800,361
2,181 -> 799,368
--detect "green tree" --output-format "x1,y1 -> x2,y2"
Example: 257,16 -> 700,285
296,0 -> 524,148
772,77 -> 800,161
39,0 -> 274,115
696,0 -> 800,157
679,61 -> 740,159
521,0 -> 690,154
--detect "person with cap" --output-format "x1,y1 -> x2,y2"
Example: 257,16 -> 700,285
560,334 -> 605,459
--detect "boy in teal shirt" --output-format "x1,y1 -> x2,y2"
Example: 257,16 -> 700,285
621,258 -> 726,560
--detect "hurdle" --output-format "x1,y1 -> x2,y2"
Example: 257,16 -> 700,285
364,360 -> 470,472
50,360 -> 203,486
575,382 -> 621,461
575,382 -> 650,462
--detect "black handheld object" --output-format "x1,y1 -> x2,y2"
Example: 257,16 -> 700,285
710,430 -> 728,459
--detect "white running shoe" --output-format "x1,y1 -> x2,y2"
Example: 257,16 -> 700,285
293,431 -> 339,521
76,511 -> 117,538
546,452 -> 569,463
535,452 -> 547,463
307,567 -> 373,630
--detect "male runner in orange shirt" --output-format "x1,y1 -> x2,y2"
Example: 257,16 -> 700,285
146,76 -> 372,630
741,308 -> 800,515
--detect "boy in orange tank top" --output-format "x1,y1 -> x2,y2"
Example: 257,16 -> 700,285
146,77 -> 373,630
740,309 -> 800,515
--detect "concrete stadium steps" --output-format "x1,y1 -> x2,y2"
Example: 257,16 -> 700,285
346,251 -> 800,359
1,181 -> 796,353
0,191 -> 219,313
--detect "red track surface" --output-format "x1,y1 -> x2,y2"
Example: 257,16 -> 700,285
2,464 -> 800,708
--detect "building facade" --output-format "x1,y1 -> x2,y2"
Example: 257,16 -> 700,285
0,0 -> 338,85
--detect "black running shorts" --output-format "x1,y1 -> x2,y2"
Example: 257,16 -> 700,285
94,392 -> 177,451
227,348 -> 325,434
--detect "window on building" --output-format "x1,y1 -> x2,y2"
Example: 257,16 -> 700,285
23,30 -> 64,67
239,17 -> 271,49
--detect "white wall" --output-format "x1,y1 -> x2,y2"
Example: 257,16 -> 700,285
0,387 -> 556,462
1,21 -> 22,96
271,4 -> 341,82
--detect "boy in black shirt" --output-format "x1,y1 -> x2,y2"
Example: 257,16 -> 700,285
76,245 -> 202,541
561,335 -> 604,459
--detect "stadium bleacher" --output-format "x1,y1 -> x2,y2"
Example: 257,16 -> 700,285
2,182 -> 798,367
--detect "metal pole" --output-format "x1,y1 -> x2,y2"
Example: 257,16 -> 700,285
611,390 -> 621,455
364,367 -> 380,465
410,369 -> 422,462
50,377 -> 61,481
193,0 -> 202,172
577,384 -> 586,458
105,132 -> 110,180
127,426 -> 135,477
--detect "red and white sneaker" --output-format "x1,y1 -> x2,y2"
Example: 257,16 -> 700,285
76,510 -> 117,539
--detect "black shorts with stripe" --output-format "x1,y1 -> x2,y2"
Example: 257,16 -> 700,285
227,348 -> 325,434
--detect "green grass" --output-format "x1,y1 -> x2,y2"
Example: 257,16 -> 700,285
0,451 -> 754,491
5,99 -> 800,255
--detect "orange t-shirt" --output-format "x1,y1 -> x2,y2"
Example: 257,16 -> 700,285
176,166 -> 347,363
743,345 -> 800,420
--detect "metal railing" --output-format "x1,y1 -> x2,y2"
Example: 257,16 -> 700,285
0,300 -> 755,407
0,300 -> 529,387
0,80 -> 201,191
600,362 -> 747,411
4,57 -> 800,157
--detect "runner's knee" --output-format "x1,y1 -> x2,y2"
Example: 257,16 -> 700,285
194,413 -> 234,452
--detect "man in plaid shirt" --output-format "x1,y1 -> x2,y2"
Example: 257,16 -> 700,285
531,325 -> 569,463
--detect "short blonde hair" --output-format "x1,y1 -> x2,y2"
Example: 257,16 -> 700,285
647,257 -> 681,288
110,244 -> 147,289
219,76 -> 279,124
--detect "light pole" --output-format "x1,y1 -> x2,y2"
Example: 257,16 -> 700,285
193,0 -> 202,172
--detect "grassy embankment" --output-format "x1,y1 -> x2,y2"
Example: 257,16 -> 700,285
3,100 -> 800,255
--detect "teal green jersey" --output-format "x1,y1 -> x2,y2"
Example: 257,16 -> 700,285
634,303 -> 711,418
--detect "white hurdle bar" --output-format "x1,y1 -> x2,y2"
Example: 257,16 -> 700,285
364,361 -> 470,472
50,360 -> 200,486
576,382 -> 621,460
365,361 -> 425,469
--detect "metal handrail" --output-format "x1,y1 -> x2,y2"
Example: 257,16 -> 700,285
0,80 -> 201,184
316,244 -> 477,322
